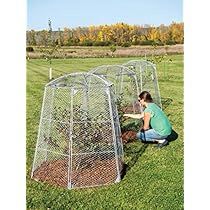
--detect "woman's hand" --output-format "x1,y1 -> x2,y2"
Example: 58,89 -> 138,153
123,114 -> 131,118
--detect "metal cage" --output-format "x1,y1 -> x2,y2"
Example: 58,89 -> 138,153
31,72 -> 124,189
123,60 -> 162,108
89,65 -> 141,114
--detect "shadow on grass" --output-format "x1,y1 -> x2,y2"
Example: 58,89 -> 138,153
121,129 -> 178,179
121,143 -> 149,179
166,129 -> 179,142
161,97 -> 173,110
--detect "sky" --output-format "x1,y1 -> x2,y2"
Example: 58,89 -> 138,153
27,0 -> 183,30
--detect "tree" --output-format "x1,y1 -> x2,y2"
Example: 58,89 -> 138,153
26,22 -> 184,47
169,22 -> 184,44
63,27 -> 70,46
38,30 -> 48,46
27,30 -> 36,46
97,31 -> 104,42
58,27 -> 64,46
39,19 -> 61,80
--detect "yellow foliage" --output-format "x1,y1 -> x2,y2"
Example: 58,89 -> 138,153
29,22 -> 184,46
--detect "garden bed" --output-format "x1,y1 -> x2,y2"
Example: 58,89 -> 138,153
121,130 -> 137,144
33,158 -> 121,188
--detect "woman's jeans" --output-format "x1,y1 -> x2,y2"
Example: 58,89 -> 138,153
136,129 -> 168,142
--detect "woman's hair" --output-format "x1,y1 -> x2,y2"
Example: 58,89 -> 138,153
139,91 -> 153,102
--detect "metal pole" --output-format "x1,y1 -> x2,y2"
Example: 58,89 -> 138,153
44,87 -> 55,161
154,64 -> 162,109
31,87 -> 48,178
106,87 -> 121,182
119,68 -> 124,94
68,87 -> 74,189
139,64 -> 144,113
134,74 -> 140,96
133,74 -> 140,114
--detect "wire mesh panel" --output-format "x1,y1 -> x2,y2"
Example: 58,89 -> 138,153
31,73 -> 124,189
89,65 -> 141,114
123,60 -> 162,108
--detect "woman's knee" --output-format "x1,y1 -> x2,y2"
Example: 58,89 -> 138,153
136,131 -> 143,140
136,131 -> 145,141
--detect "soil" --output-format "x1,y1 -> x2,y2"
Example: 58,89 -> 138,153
121,130 -> 137,144
32,103 -> 139,188
32,158 -> 121,188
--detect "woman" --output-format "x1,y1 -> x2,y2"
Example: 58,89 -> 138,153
124,91 -> 172,148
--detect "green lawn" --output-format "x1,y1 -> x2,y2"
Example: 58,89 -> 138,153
27,55 -> 183,210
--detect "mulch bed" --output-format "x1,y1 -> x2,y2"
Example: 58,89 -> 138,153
32,103 -> 140,188
121,130 -> 137,144
32,158 -> 121,188
33,159 -> 68,187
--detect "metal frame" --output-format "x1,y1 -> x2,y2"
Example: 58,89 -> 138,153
31,72 -> 124,189
106,86 -> 121,182
89,65 -> 141,114
31,87 -> 47,178
123,60 -> 162,109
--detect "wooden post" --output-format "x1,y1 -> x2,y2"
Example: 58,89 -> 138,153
49,67 -> 52,80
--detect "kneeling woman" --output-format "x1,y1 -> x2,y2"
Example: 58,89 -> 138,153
124,91 -> 172,148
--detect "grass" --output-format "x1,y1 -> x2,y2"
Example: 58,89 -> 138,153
26,54 -> 183,210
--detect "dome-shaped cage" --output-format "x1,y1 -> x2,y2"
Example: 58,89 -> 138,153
123,60 -> 162,108
31,72 -> 124,189
89,65 -> 141,114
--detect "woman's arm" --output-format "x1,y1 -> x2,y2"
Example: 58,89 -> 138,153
123,113 -> 144,119
143,112 -> 150,130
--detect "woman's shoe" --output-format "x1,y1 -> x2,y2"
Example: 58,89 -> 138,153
156,140 -> 169,148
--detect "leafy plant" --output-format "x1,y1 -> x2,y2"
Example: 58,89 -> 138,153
146,44 -> 173,79
115,93 -> 141,133
121,42 -> 131,47
110,45 -> 116,57
40,45 -> 60,62
53,104 -> 113,160
40,19 -> 61,80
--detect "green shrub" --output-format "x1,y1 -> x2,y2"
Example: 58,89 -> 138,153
121,42 -> 131,47
154,41 -> 164,46
139,40 -> 155,46
68,41 -> 79,46
139,40 -> 164,46
166,40 -> 177,45
93,41 -> 112,46
26,46 -> 34,52
132,40 -> 141,45
110,45 -> 116,52
81,40 -> 93,46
